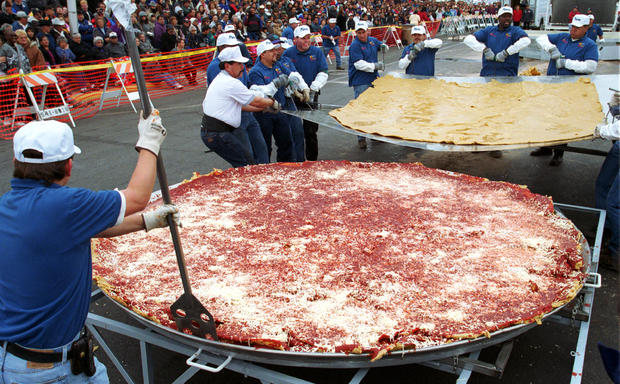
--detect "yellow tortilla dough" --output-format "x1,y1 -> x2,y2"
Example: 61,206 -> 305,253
329,76 -> 603,145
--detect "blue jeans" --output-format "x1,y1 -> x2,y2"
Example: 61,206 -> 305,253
354,84 -> 372,142
241,111 -> 269,164
201,130 -> 254,168
323,45 -> 342,66
254,111 -> 295,162
1,340 -> 109,383
284,98 -> 305,162
596,141 -> 619,259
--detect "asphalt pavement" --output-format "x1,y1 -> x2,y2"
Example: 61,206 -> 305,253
0,40 -> 618,384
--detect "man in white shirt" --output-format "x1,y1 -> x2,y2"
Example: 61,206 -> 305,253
201,46 -> 277,168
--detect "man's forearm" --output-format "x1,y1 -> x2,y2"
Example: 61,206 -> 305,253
121,149 -> 157,215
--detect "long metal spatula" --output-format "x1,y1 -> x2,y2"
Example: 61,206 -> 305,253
109,0 -> 217,340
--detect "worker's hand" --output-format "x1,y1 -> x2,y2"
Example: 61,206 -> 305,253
407,49 -> 416,61
302,88 -> 311,103
483,47 -> 495,61
548,46 -> 561,60
143,204 -> 180,232
265,98 -> 281,113
380,43 -> 389,53
272,74 -> 289,89
413,42 -> 425,52
494,49 -> 509,63
594,123 -> 603,138
136,110 -> 167,155
293,88 -> 303,100
555,58 -> 566,69
374,61 -> 385,71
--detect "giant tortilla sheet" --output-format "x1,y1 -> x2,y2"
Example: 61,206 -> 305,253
329,76 -> 603,145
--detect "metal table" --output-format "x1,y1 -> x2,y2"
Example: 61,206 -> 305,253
282,74 -> 618,153
86,202 -> 604,384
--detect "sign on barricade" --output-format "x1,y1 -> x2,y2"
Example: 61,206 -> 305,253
12,70 -> 75,129
99,60 -> 140,113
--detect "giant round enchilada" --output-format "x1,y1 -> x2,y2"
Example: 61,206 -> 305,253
92,161 -> 585,360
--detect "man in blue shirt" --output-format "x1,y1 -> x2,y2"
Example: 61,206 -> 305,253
348,21 -> 387,149
283,25 -> 329,160
282,17 -> 299,46
463,6 -> 531,77
586,14 -> 604,44
398,25 -> 442,76
532,14 -> 599,165
321,18 -> 344,70
0,115 -> 176,382
249,39 -> 295,162
207,33 -> 269,164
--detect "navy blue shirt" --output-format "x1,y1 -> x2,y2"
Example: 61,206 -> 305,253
207,55 -> 250,87
586,24 -> 603,42
282,45 -> 328,86
248,60 -> 287,105
546,33 -> 598,76
0,178 -> 121,348
473,25 -> 528,77
321,24 -> 341,47
282,26 -> 294,42
348,36 -> 381,86
401,43 -> 438,76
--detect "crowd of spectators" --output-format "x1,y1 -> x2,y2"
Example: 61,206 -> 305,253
0,0 -> 509,75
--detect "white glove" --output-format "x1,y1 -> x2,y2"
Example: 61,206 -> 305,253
483,47 -> 495,61
548,46 -> 561,60
374,61 -> 384,71
309,71 -> 328,92
143,204 -> 180,232
380,43 -> 389,53
407,50 -> 416,61
495,49 -> 509,62
136,110 -> 167,155
555,58 -> 566,69
271,73 -> 289,89
413,42 -> 425,52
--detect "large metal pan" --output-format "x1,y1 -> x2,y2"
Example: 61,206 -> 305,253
282,74 -> 618,152
97,191 -> 592,368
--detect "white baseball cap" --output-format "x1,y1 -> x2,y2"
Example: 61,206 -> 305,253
355,21 -> 368,31
52,18 -> 65,26
279,36 -> 292,49
218,46 -> 249,63
588,14 -> 594,20
223,24 -> 235,32
328,18 -> 336,23
216,32 -> 238,47
288,17 -> 300,24
498,6 -> 513,16
15,11 -> 27,18
14,120 -> 81,164
411,25 -> 426,34
294,25 -> 311,38
257,40 -> 276,57
109,31 -> 118,37
571,14 -> 590,27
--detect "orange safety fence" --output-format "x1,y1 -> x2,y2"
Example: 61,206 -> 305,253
0,25 -> 402,140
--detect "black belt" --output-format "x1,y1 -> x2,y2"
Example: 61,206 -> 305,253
5,342 -> 69,363
201,114 -> 235,133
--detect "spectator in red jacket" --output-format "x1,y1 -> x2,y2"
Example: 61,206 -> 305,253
512,4 -> 522,27
568,7 -> 579,23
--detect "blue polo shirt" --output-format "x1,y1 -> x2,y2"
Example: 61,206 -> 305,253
282,26 -> 294,43
321,25 -> 341,47
546,33 -> 598,76
277,55 -> 297,75
586,24 -> 603,42
248,60 -> 287,105
282,45 -> 328,86
207,56 -> 250,87
348,36 -> 381,86
473,25 -> 528,77
401,43 -> 438,76
0,178 -> 121,348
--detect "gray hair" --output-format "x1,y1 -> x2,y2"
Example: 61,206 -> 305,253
56,36 -> 67,44
93,36 -> 104,42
